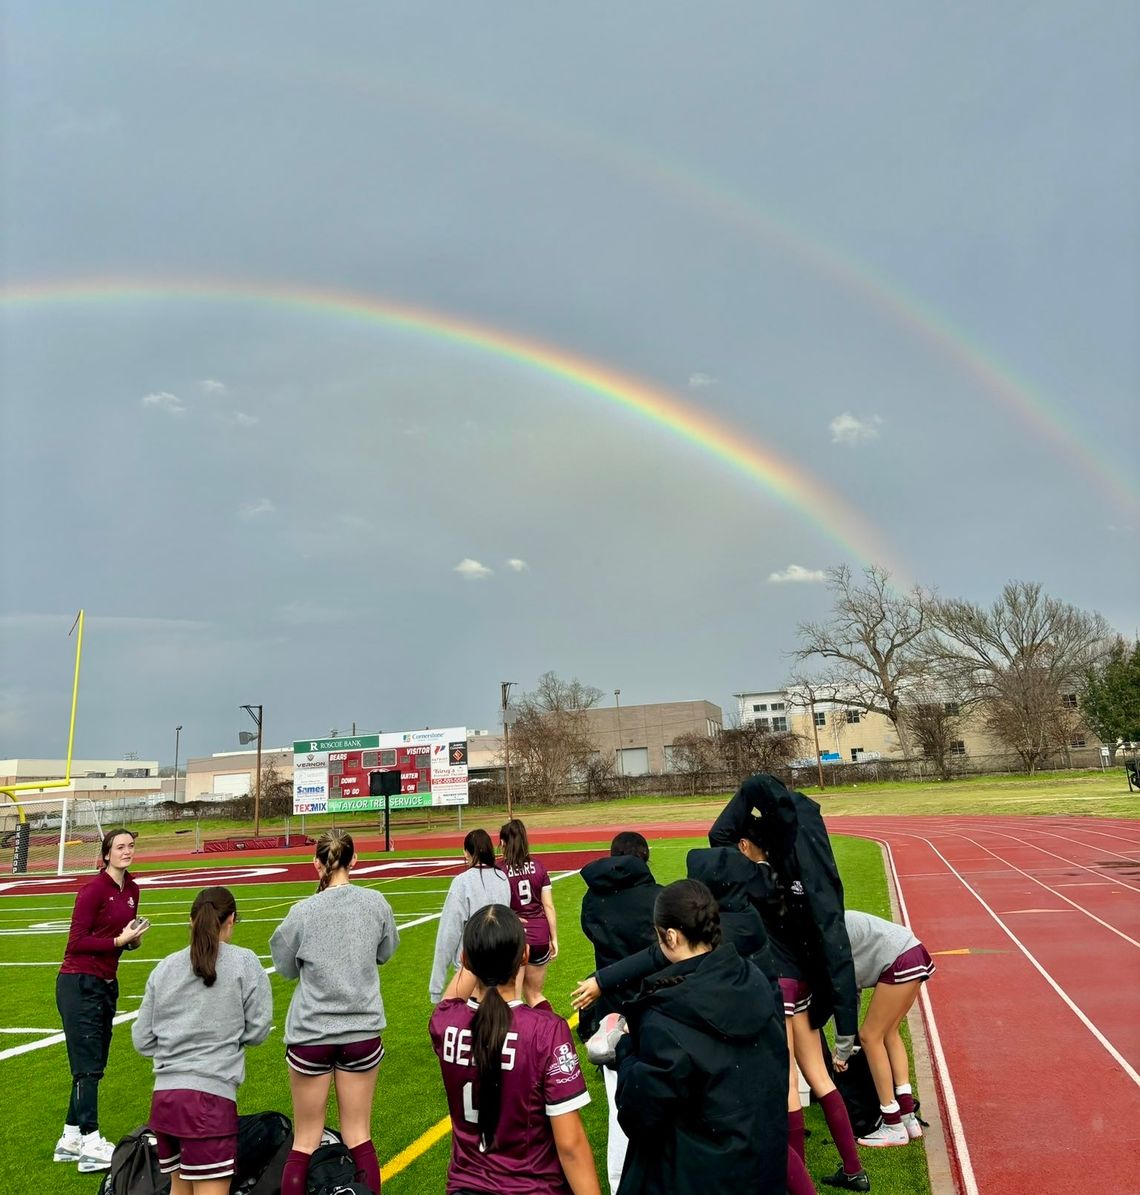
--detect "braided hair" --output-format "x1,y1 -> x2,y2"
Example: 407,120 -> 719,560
315,829 -> 354,892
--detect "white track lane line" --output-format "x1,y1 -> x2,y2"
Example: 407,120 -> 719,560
0,869 -> 580,1061
968,826 -> 1140,895
909,832 -> 1140,1088
1001,823 -> 1140,866
877,836 -> 980,1195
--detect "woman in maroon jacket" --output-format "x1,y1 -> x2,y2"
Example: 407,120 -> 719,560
53,828 -> 150,1173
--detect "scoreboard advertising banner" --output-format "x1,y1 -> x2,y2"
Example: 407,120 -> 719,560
292,727 -> 469,815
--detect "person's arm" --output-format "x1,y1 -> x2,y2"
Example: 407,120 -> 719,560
376,900 -> 400,966
596,943 -> 666,996
131,972 -> 158,1056
429,880 -> 465,1003
615,1018 -> 691,1139
551,1111 -> 602,1195
242,956 -> 274,1046
268,910 -> 301,980
707,787 -> 751,847
540,885 -> 558,960
64,885 -> 141,955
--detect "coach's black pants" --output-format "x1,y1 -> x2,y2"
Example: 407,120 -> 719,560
56,972 -> 118,1133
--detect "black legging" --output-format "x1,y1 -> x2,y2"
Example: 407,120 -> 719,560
56,972 -> 118,1133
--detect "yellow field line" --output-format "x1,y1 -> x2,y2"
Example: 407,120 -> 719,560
380,1009 -> 581,1183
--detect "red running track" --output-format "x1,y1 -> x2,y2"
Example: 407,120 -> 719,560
833,815 -> 1140,1195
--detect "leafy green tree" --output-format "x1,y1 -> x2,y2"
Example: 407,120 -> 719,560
1082,638 -> 1140,753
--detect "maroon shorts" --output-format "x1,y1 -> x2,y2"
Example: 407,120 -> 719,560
878,943 -> 936,985
527,940 -> 553,966
286,1035 -> 385,1076
778,977 -> 812,1017
149,1090 -> 238,1183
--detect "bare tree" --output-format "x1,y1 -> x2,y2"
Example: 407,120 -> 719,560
504,673 -> 602,803
901,693 -> 963,781
669,731 -> 722,795
792,565 -> 931,759
718,723 -> 804,782
927,581 -> 1111,774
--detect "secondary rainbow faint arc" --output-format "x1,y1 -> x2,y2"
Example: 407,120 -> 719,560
0,277 -> 904,573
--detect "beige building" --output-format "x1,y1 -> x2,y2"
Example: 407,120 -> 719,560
183,748 -> 294,802
472,700 -> 724,778
735,687 -> 1103,767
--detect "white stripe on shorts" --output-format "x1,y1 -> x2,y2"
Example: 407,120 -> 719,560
339,1042 -> 385,1071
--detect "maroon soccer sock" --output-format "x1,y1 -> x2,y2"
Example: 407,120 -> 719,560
281,1149 -> 311,1195
788,1107 -> 806,1161
896,1084 -> 915,1116
820,1089 -> 863,1175
351,1140 -> 381,1193
880,1100 -> 902,1126
787,1145 -> 817,1195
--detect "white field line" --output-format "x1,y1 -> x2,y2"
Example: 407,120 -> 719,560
0,870 -> 579,1061
878,837 -> 980,1195
989,823 -> 1140,868
916,833 -> 1140,1087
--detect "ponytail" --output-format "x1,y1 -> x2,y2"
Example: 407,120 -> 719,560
315,830 -> 354,892
189,886 -> 237,987
461,904 -> 526,1153
498,819 -> 531,871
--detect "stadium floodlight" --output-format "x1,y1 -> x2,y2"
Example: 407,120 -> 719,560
501,682 -> 517,819
173,725 -> 183,804
239,705 -> 264,835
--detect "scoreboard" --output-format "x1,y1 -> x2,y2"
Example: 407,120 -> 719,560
292,727 -> 469,815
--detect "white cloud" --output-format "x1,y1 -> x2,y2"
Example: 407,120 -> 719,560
454,558 -> 493,580
829,412 -> 883,445
241,498 -> 275,519
141,391 -> 186,416
231,411 -> 259,427
200,379 -> 229,395
768,564 -> 827,584
506,558 -> 529,572
688,372 -> 716,388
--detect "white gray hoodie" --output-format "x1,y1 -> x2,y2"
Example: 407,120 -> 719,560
428,865 -> 510,1001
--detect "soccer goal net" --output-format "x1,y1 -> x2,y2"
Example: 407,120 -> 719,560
3,796 -> 104,876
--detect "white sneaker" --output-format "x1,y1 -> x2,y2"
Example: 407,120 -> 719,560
586,1013 -> 627,1067
53,1134 -> 81,1163
902,1112 -> 924,1140
77,1131 -> 115,1172
857,1120 -> 909,1148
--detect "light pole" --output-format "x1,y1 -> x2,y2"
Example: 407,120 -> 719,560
239,705 -> 264,836
614,689 -> 624,787
501,681 -> 516,819
173,725 -> 183,804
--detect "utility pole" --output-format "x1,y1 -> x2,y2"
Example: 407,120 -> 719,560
173,725 -> 182,804
614,689 -> 624,791
240,705 -> 264,835
501,681 -> 516,819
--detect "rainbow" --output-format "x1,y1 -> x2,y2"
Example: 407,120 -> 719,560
0,277 -> 905,572
199,57 -> 1135,512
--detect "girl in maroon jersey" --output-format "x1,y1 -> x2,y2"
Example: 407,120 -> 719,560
54,828 -> 150,1174
499,819 -> 558,1004
429,904 -> 600,1195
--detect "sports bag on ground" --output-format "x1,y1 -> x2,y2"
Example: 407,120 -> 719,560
233,1110 -> 293,1195
96,1127 -> 170,1195
305,1137 -> 373,1195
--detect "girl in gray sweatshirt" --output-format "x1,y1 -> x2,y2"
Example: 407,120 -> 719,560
269,830 -> 399,1195
429,828 -> 511,1003
132,886 -> 271,1194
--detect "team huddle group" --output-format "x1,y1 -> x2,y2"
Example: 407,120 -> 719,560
52,772 -> 935,1195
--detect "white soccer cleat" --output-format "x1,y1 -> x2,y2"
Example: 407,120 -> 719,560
586,1012 -> 627,1066
857,1121 -> 909,1148
77,1131 -> 115,1172
53,1135 -> 81,1163
902,1112 -> 924,1140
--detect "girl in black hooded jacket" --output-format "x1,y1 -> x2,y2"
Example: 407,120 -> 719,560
613,879 -> 787,1195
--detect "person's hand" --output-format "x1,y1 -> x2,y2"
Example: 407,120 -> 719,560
115,919 -> 149,948
833,1033 -> 857,1065
548,938 -> 559,961
570,976 -> 601,1011
832,1052 -> 848,1073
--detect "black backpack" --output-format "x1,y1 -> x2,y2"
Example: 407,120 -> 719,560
97,1127 -> 169,1195
831,1045 -> 882,1137
306,1138 -> 372,1195
233,1111 -> 294,1195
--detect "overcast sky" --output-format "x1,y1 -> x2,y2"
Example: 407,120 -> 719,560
2,3 -> 1137,764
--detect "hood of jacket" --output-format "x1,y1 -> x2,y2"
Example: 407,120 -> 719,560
581,854 -> 657,896
637,944 -> 772,1041
685,847 -> 758,911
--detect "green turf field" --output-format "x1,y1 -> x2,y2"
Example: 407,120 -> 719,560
1,836 -> 931,1194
